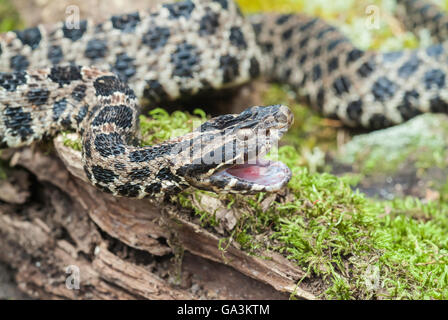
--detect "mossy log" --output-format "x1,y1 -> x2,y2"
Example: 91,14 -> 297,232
0,136 -> 317,300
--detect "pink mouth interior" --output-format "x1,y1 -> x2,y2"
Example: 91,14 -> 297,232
222,159 -> 289,186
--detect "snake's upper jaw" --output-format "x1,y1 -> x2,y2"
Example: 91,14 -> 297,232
185,104 -> 294,194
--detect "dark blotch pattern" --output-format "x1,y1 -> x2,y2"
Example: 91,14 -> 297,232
332,76 -> 351,96
284,47 -> 293,59
397,55 -> 420,78
299,37 -> 309,48
26,88 -> 50,106
199,11 -> 220,35
382,51 -> 403,63
282,27 -> 293,40
424,69 -> 445,89
163,0 -> 195,19
346,49 -> 364,64
10,55 -> 29,71
171,42 -> 200,78
4,106 -> 34,142
83,136 -> 92,159
298,54 -> 307,66
111,12 -> 140,32
15,27 -> 42,50
316,27 -> 335,39
48,45 -> 64,64
143,79 -> 168,102
312,64 -> 322,81
220,55 -> 239,83
176,162 -> 217,177
49,65 -> 82,87
397,90 -> 421,120
229,26 -> 247,49
129,167 -> 151,180
313,46 -> 322,57
142,26 -> 170,50
347,99 -> 363,122
91,165 -> 118,184
129,144 -> 174,162
112,53 -> 136,81
144,182 -> 162,195
430,96 -> 448,113
117,183 -> 141,197
316,87 -> 325,112
426,44 -> 444,57
357,60 -> 375,78
62,20 -> 87,41
72,84 -> 87,101
92,105 -> 134,129
299,19 -> 318,32
84,39 -> 108,60
328,57 -> 339,73
0,71 -> 27,91
156,167 -> 181,183
94,132 -> 125,157
327,38 -> 346,51
53,98 -> 67,121
276,14 -> 292,25
75,105 -> 88,124
369,114 -> 390,129
371,76 -> 397,102
249,57 -> 260,78
93,75 -> 136,98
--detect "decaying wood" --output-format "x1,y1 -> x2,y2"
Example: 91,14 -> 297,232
0,135 -> 317,300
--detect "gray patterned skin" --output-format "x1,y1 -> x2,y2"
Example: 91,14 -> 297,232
0,65 -> 293,200
1,0 -> 448,199
252,0 -> 448,128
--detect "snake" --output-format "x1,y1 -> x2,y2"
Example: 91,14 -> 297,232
0,0 -> 447,200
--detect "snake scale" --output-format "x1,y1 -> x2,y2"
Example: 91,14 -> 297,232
0,0 -> 447,200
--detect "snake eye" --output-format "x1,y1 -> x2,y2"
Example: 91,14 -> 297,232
275,113 -> 288,124
237,128 -> 254,141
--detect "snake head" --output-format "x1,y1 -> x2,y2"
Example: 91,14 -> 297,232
174,104 -> 294,194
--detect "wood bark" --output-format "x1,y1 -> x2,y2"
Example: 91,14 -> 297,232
0,136 -> 318,299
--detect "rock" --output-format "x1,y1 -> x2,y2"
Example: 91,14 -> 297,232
334,114 -> 448,200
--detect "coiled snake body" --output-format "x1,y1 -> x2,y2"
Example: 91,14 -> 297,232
0,0 -> 446,199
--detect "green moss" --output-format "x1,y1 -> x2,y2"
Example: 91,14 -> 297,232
371,198 -> 448,299
58,82 -> 448,300
62,132 -> 82,151
0,0 -> 23,32
139,108 -> 207,146
37,0 -> 448,299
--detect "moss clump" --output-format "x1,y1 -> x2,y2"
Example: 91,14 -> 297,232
371,197 -> 448,299
0,0 -> 23,32
139,108 -> 207,146
62,132 -> 82,151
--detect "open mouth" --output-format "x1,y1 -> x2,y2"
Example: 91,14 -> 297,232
212,158 -> 292,190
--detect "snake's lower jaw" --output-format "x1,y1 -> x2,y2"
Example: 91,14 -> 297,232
209,158 -> 292,193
